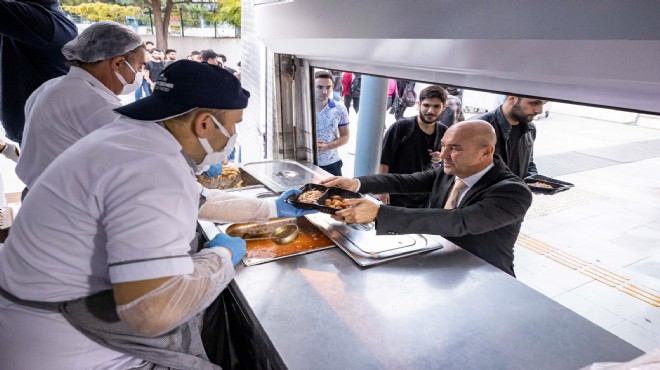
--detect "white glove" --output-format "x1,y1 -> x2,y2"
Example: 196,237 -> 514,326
198,189 -> 277,224
116,248 -> 234,337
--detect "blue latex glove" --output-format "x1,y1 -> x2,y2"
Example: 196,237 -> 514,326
208,233 -> 246,266
276,188 -> 319,218
203,163 -> 223,178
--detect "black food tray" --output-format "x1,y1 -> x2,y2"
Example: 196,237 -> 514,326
286,183 -> 363,214
525,174 -> 574,195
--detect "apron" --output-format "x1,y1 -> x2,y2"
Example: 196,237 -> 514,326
0,286 -> 220,370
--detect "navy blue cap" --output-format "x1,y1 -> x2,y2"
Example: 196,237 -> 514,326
115,60 -> 250,121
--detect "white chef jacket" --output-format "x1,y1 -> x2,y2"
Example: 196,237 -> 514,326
16,66 -> 121,189
0,116 -> 232,369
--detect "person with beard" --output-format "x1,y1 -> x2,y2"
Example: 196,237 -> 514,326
377,85 -> 449,207
144,49 -> 166,91
0,0 -> 78,145
322,120 -> 533,276
473,96 -> 546,179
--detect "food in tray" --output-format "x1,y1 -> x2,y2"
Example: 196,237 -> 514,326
324,195 -> 349,209
527,181 -> 554,189
197,166 -> 244,189
298,189 -> 324,203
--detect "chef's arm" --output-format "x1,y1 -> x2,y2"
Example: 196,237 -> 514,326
113,248 -> 234,337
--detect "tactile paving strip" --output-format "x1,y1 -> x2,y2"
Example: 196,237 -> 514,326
524,188 -> 607,221
535,152 -> 620,178
517,233 -> 660,307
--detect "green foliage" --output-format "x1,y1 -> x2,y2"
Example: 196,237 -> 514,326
62,2 -> 141,23
210,0 -> 241,29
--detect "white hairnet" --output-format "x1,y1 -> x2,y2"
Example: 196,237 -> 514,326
61,21 -> 144,63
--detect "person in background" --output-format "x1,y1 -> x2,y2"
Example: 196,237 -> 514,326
144,48 -> 166,91
441,86 -> 465,126
134,42 -> 153,100
386,79 -> 398,109
0,60 -> 315,370
191,50 -> 202,62
0,0 -> 78,145
165,48 -> 177,62
234,60 -> 241,79
378,85 -> 448,207
315,70 -> 350,176
218,54 -> 237,75
473,96 -> 545,179
341,72 -> 361,114
16,21 -> 147,195
331,70 -> 343,101
394,79 -> 416,120
322,120 -> 533,276
144,40 -> 155,53
201,49 -> 220,65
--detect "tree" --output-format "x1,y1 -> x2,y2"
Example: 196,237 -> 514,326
62,2 -> 140,23
214,0 -> 240,30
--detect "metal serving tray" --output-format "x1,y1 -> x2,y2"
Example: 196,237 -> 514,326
305,213 -> 445,267
241,160 -> 329,193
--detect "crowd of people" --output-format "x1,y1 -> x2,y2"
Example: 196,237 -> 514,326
0,1 -> 545,366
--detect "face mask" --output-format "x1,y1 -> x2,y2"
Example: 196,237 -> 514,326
115,60 -> 143,95
197,116 -> 237,167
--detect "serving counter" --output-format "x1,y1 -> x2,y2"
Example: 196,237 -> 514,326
198,220 -> 643,370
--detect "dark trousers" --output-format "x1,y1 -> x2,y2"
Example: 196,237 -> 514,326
394,105 -> 408,120
344,96 -> 359,113
320,160 -> 343,177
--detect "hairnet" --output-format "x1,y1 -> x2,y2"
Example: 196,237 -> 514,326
61,21 -> 143,63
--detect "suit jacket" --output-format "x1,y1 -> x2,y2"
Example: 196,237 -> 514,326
358,155 -> 532,276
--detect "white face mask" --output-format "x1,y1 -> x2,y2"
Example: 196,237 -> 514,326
115,60 -> 143,95
197,116 -> 237,167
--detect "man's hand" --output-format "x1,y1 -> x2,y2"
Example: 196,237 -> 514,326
317,140 -> 329,152
332,198 -> 379,224
320,176 -> 359,192
428,149 -> 442,165
374,193 -> 390,204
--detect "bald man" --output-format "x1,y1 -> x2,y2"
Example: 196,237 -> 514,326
322,120 -> 533,276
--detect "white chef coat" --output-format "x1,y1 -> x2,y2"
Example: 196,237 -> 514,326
0,116 -> 232,369
16,66 -> 121,189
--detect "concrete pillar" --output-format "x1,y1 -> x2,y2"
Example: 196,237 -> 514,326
353,75 -> 388,177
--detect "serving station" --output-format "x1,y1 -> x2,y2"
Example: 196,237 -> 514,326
197,160 -> 643,370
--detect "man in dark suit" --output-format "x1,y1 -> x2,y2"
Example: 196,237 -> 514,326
322,120 -> 533,276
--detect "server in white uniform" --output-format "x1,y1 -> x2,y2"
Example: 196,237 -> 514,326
16,21 -> 146,191
0,61 -> 311,369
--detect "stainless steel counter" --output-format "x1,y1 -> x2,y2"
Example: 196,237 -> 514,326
199,220 -> 643,370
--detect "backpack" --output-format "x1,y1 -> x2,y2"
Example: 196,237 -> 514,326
401,83 -> 417,107
350,75 -> 361,98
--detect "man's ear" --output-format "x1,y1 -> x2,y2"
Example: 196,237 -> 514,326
192,112 -> 213,138
109,56 -> 125,71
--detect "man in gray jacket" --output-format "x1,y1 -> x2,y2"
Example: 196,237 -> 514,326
322,120 -> 533,276
474,96 -> 546,179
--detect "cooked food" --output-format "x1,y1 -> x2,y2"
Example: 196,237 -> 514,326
197,166 -> 243,189
324,195 -> 349,209
298,189 -> 324,203
528,181 -> 554,189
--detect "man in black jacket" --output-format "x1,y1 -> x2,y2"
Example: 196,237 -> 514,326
323,120 -> 533,276
378,85 -> 449,208
474,96 -> 546,179
0,0 -> 78,144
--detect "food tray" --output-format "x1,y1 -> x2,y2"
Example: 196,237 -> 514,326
225,217 -> 335,266
525,174 -> 574,195
286,183 -> 363,215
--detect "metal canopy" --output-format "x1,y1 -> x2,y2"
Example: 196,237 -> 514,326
254,0 -> 660,114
